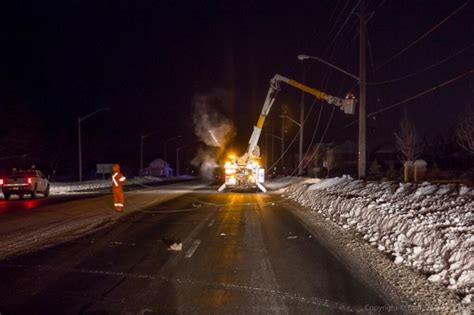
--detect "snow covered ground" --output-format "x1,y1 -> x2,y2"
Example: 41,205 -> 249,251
279,176 -> 473,306
50,176 -> 194,194
264,176 -> 306,191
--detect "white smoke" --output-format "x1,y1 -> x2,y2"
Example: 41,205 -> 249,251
191,147 -> 219,180
192,92 -> 236,179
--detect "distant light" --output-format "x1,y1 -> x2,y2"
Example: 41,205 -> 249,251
297,54 -> 310,61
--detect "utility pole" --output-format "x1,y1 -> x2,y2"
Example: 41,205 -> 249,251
358,0 -> 367,179
78,118 -> 82,182
271,121 -> 275,171
77,107 -> 109,182
299,63 -> 305,176
281,113 -> 285,173
140,135 -> 144,175
264,124 -> 268,170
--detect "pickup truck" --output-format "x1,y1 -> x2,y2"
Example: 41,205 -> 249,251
0,169 -> 50,200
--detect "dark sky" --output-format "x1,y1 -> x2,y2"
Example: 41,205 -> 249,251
1,0 -> 472,173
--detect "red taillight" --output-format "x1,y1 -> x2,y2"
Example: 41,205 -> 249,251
0,179 -> 3,185
28,178 -> 32,184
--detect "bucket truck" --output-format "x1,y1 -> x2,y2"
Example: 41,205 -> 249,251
218,74 -> 356,192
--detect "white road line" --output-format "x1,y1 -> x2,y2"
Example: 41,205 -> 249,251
185,240 -> 201,258
208,218 -> 215,227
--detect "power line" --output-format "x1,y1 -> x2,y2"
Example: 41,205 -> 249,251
267,1 -> 359,175
267,9 -> 353,173
368,69 -> 473,116
368,43 -> 473,85
291,105 -> 336,176
342,69 -> 474,129
329,0 -> 361,52
290,35 -> 355,175
327,0 -> 349,39
376,0 -> 471,71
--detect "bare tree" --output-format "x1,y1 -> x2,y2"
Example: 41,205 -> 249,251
456,107 -> 474,155
394,115 -> 422,161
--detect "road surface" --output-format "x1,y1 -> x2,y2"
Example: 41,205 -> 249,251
0,186 -> 388,313
0,178 -> 189,214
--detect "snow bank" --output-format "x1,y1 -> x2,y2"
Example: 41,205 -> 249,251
50,176 -> 165,194
284,176 -> 474,301
265,176 -> 314,191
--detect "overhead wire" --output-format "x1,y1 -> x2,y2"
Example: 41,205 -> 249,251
289,18 -> 357,175
326,0 -> 350,41
367,43 -> 473,85
375,0 -> 471,71
265,0 -> 356,174
367,69 -> 473,116
341,69 -> 474,130
329,0 -> 361,53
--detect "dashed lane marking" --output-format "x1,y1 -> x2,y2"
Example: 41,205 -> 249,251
184,240 -> 201,258
208,218 -> 216,227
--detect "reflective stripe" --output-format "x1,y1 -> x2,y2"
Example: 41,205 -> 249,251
114,203 -> 123,207
112,173 -> 118,186
119,176 -> 126,182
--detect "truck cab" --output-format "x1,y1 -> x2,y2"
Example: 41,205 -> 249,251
1,169 -> 50,200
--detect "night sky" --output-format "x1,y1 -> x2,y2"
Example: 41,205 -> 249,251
1,0 -> 472,176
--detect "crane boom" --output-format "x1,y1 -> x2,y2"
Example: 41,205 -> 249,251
219,73 -> 356,193
247,74 -> 356,158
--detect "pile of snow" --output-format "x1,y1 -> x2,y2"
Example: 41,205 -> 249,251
265,176 -> 310,191
50,176 -> 163,194
284,175 -> 474,301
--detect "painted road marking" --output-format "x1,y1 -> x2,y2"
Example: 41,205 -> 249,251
208,218 -> 215,227
185,240 -> 201,258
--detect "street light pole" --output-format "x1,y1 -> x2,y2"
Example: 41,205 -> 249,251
266,133 -> 283,173
297,55 -> 360,81
176,145 -> 188,176
280,115 -> 303,175
164,135 -> 181,163
296,53 -> 363,178
78,117 -> 81,182
359,0 -> 367,179
78,107 -> 109,182
280,115 -> 301,128
281,115 -> 284,172
299,62 -> 305,176
140,131 -> 159,176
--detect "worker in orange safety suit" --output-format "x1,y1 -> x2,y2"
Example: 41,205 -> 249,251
112,163 -> 126,212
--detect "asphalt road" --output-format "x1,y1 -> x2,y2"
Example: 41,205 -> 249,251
0,179 -> 190,215
0,187 -> 388,314
0,194 -> 97,214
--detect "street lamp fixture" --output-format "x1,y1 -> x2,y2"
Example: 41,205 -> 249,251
78,107 -> 110,182
297,54 -> 360,81
279,115 -> 301,127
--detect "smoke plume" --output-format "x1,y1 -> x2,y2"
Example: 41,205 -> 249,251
192,91 -> 236,179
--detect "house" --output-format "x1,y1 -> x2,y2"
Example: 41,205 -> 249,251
142,158 -> 173,177
325,140 -> 357,174
370,144 -> 399,169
